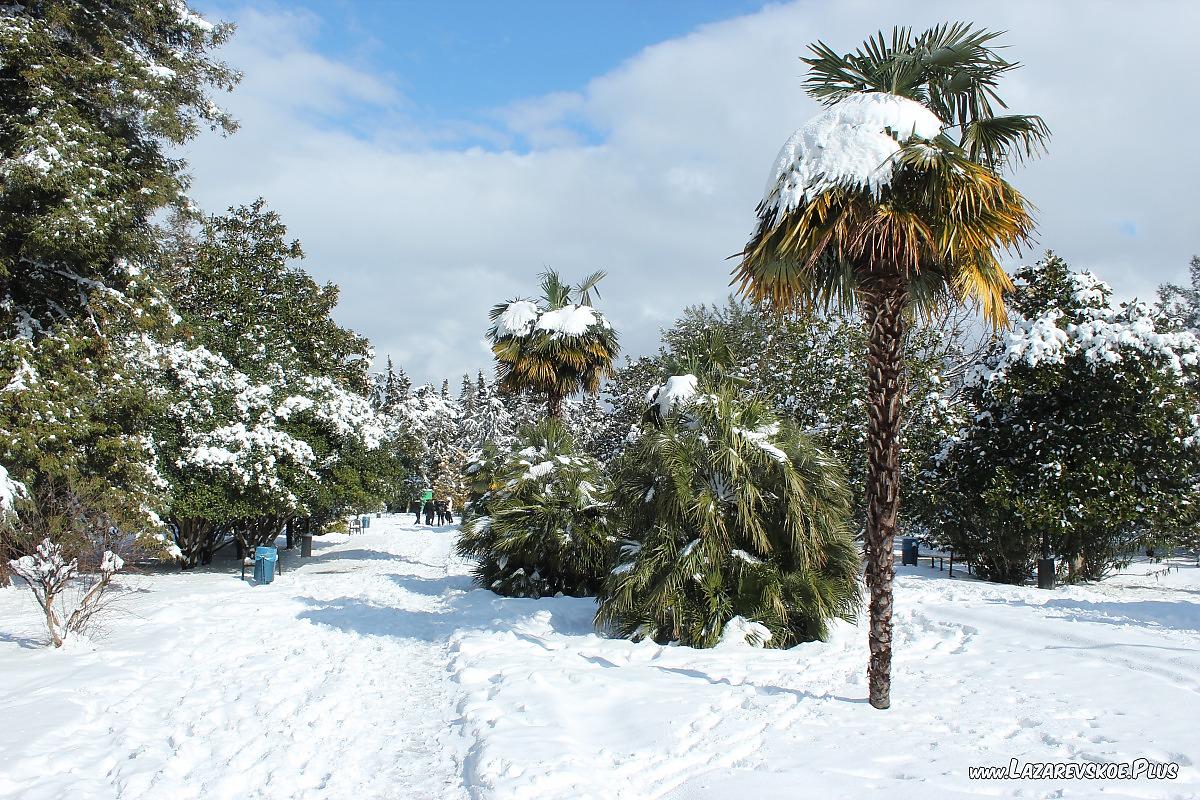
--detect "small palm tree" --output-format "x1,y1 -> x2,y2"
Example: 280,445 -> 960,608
597,379 -> 861,647
456,418 -> 613,597
733,24 -> 1047,709
488,269 -> 620,418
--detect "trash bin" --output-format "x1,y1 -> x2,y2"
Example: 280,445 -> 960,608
253,546 -> 278,583
901,537 -> 919,566
361,515 -> 370,529
1037,557 -> 1055,589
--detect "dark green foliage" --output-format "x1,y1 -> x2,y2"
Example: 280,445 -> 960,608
603,298 -> 970,526
596,382 -> 861,648
457,419 -> 614,598
0,1 -> 237,336
920,254 -> 1200,583
161,200 -> 371,391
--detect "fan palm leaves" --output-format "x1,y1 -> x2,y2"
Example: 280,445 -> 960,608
733,24 -> 1045,709
488,269 -> 620,418
802,23 -> 1050,168
596,379 -> 861,648
456,418 -> 614,598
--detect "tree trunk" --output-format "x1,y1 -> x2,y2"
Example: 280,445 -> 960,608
861,275 -> 909,710
547,389 -> 563,419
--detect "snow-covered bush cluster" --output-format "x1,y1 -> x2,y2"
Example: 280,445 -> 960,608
918,254 -> 1200,583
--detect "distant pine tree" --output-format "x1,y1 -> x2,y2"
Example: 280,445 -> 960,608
383,356 -> 400,410
459,374 -> 475,411
394,366 -> 412,400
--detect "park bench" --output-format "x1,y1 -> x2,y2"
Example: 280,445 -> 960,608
901,538 -> 972,578
348,517 -> 363,534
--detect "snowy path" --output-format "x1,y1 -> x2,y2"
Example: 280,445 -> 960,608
0,518 -> 471,800
3,518 -> 1200,799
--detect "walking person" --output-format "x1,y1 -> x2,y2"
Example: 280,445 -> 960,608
445,497 -> 453,525
412,500 -> 421,525
435,499 -> 447,526
423,497 -> 435,526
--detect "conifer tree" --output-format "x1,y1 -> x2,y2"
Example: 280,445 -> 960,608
383,357 -> 401,410
0,1 -> 237,335
459,374 -> 475,411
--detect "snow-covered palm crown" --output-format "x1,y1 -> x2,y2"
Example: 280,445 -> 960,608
761,92 -> 944,226
487,270 -> 620,417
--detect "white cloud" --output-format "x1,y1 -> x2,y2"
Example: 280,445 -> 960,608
184,0 -> 1200,385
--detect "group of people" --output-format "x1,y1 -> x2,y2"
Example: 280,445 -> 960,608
411,497 -> 453,526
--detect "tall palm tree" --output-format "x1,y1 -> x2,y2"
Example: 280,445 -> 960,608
488,269 -> 620,419
733,23 -> 1047,709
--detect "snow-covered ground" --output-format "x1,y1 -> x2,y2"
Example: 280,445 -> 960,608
2,516 -> 1198,799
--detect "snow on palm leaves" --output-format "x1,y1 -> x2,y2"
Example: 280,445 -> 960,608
596,377 -> 861,648
456,418 -> 614,598
487,270 -> 620,418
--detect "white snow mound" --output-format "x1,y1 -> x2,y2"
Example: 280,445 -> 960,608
494,300 -> 541,338
652,374 -> 699,419
762,92 -> 943,224
536,305 -> 598,337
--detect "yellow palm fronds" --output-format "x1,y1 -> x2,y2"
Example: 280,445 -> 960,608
734,137 -> 1033,327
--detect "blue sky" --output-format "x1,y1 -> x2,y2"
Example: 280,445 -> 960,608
182,1 -> 1200,385
200,1 -> 771,148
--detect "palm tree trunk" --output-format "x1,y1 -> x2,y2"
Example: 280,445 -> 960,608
862,275 -> 908,710
547,389 -> 564,419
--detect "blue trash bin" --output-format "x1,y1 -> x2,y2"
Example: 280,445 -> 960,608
253,546 -> 278,583
361,515 -> 370,529
901,537 -> 919,566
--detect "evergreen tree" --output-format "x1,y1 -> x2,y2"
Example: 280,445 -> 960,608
459,374 -> 475,411
458,377 -> 514,453
395,366 -> 412,401
153,200 -> 387,549
921,254 -> 1200,583
383,356 -> 401,410
165,199 -> 371,391
0,2 -> 236,565
0,1 -> 236,335
1158,255 -> 1200,332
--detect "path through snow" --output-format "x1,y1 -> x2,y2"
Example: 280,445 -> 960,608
2,516 -> 1199,799
0,519 -> 470,800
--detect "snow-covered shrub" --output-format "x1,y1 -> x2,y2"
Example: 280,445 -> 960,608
456,419 -> 614,598
8,538 -> 124,647
920,254 -> 1200,583
603,297 -> 970,525
595,379 -> 861,648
